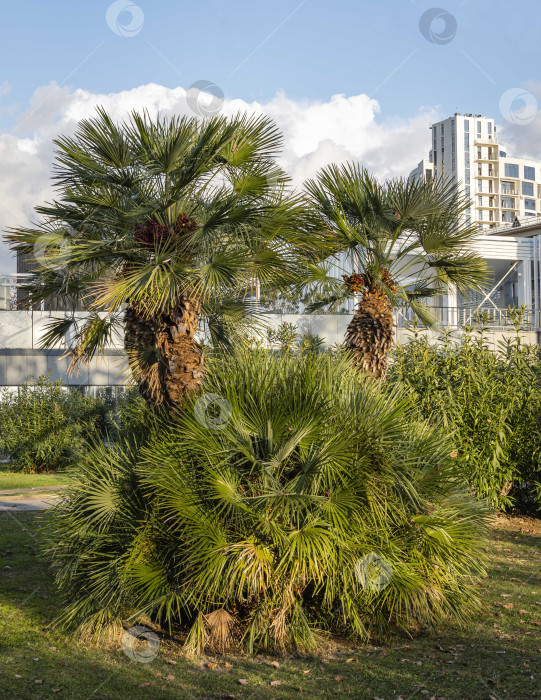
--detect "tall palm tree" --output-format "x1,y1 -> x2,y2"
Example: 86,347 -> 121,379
302,164 -> 488,378
6,109 -> 315,407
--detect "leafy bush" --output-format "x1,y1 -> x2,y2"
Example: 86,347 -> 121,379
47,349 -> 488,653
389,324 -> 541,510
0,375 -> 108,473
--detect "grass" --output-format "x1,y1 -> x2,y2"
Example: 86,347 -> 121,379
0,512 -> 540,699
0,466 -> 72,492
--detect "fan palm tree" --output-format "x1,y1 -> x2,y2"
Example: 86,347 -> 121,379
301,164 -> 488,378
6,109 -> 316,407
47,348 -> 488,652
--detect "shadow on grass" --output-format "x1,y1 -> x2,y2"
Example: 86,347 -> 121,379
1,512 -> 540,699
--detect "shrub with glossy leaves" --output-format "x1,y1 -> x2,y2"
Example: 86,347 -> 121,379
47,350 -> 488,653
0,375 -> 108,473
389,323 -> 541,510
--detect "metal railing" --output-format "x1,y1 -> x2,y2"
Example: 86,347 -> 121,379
395,306 -> 540,330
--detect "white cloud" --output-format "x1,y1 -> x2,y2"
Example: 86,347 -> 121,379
0,81 -> 440,271
497,80 -> 541,161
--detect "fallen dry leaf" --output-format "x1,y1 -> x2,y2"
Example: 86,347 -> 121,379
270,680 -> 282,687
165,659 -> 177,665
34,680 -> 43,685
224,662 -> 232,668
165,674 -> 174,681
140,683 -> 151,688
205,662 -> 217,670
503,603 -> 514,609
334,675 -> 343,682
346,657 -> 357,663
238,679 -> 249,685
303,670 -> 310,674
269,661 -> 280,669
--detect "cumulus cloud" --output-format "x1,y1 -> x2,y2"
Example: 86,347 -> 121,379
0,81 -> 440,271
497,80 -> 541,161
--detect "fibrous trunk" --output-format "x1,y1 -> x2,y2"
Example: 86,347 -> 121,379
345,291 -> 394,378
124,295 -> 204,407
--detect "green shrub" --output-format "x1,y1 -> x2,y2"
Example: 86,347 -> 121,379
0,375 -> 108,473
389,325 -> 541,510
47,349 -> 488,653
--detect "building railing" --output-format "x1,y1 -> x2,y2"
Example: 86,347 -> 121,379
395,306 -> 540,330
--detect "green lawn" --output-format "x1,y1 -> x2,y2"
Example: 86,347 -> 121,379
0,467 -> 72,492
0,512 -> 540,699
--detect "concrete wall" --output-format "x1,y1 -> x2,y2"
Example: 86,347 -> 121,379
0,310 -> 539,387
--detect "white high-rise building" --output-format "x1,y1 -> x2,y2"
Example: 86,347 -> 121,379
410,113 -> 541,231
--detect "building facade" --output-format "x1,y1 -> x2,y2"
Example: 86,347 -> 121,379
410,113 -> 541,231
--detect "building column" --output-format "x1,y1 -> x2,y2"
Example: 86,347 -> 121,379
446,286 -> 458,328
517,259 -> 532,309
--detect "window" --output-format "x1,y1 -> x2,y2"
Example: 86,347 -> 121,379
524,166 -> 536,180
478,179 -> 483,192
465,169 -> 470,184
425,169 -> 432,180
464,119 -> 470,132
502,197 -> 515,209
526,212 -> 536,217
477,120 -> 482,136
501,181 -> 513,194
464,134 -> 470,151
465,186 -> 471,199
505,163 -> 519,178
525,199 -> 536,210
502,211 -> 513,223
488,122 -> 492,135
522,181 -> 534,196
478,196 -> 483,206
478,209 -> 483,221
465,152 -> 470,167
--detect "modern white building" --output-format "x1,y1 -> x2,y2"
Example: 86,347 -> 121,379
410,113 -> 541,230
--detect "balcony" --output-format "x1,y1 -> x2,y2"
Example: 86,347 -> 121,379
474,136 -> 498,146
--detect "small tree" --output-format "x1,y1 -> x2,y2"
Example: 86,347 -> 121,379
6,110 -> 315,407
302,164 -> 487,377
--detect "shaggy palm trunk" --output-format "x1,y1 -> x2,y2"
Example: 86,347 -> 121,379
345,291 -> 394,378
124,295 -> 204,407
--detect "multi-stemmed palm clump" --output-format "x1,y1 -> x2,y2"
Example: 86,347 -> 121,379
47,348 -> 488,653
6,109 -> 315,406
303,164 -> 487,377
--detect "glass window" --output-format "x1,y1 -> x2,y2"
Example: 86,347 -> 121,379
478,196 -> 483,206
465,152 -> 470,166
505,163 -> 519,178
524,166 -> 535,180
488,122 -> 492,135
522,181 -> 534,196
464,119 -> 470,132
525,198 -> 536,210
478,179 -> 483,192
501,181 -> 512,194
464,134 -> 470,150
503,211 -> 513,223
502,197 -> 515,209
465,169 -> 470,184
526,213 -> 536,216
465,186 -> 471,198
477,120 -> 482,136
478,209 -> 483,220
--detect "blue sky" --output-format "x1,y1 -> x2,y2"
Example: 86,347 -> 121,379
1,0 -> 539,131
1,0 -> 541,269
